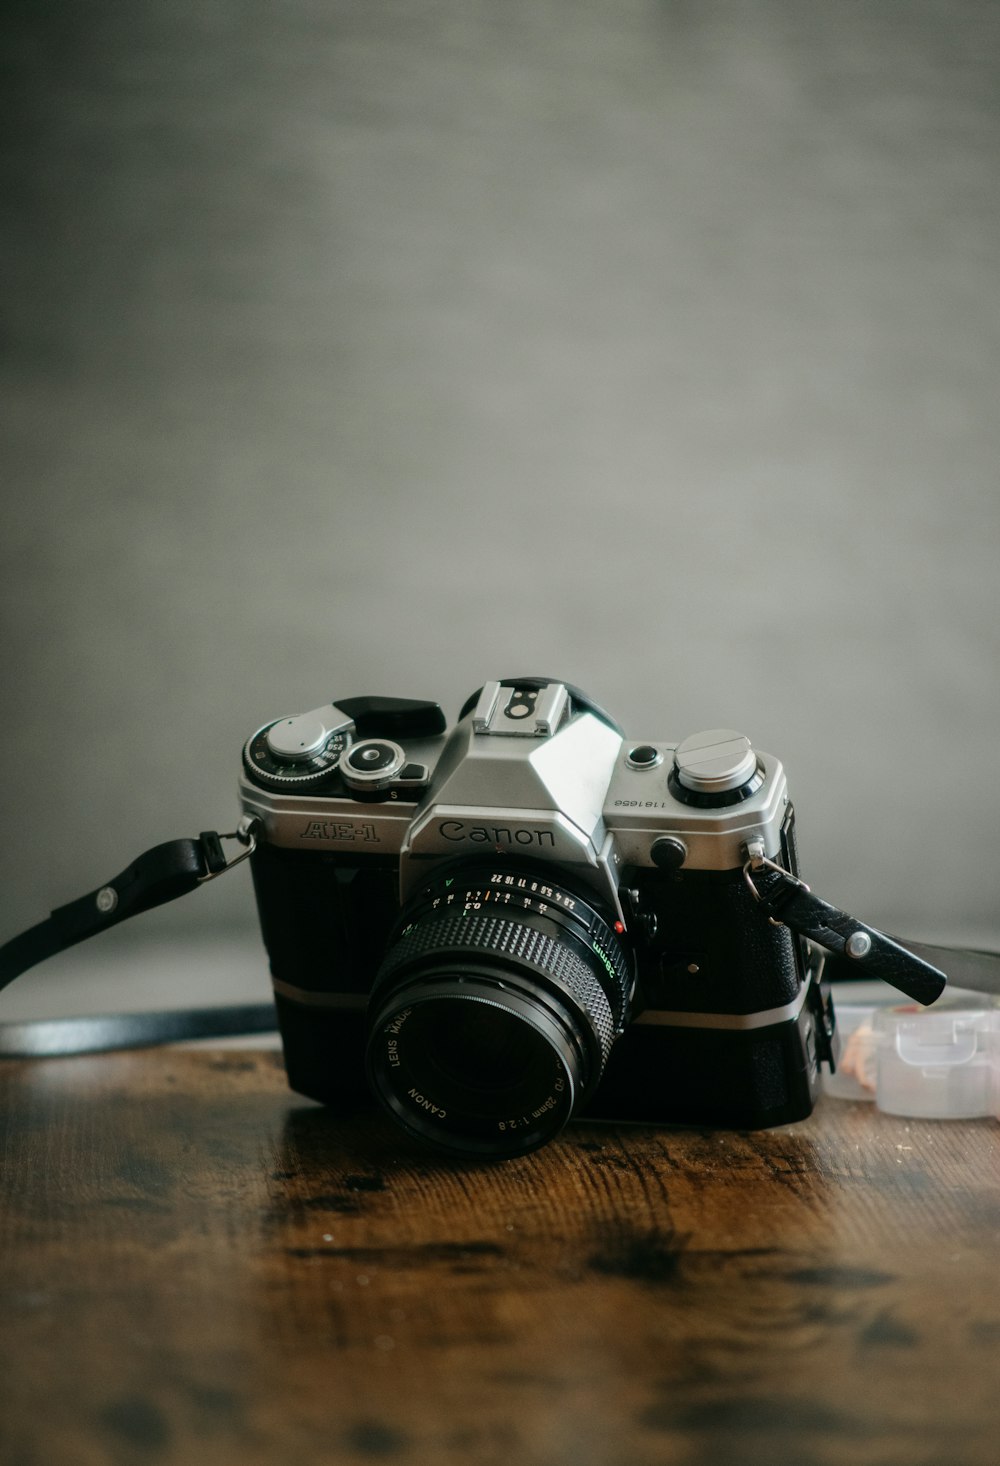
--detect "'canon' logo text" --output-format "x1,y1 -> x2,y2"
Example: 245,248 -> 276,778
438,820 -> 555,848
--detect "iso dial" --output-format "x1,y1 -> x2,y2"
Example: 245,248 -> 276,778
243,706 -> 353,788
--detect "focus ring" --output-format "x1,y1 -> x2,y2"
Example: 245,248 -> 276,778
376,912 -> 617,1069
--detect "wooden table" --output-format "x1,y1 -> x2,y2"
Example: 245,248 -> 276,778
1,1048 -> 997,1465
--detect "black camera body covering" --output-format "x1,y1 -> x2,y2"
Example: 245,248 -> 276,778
241,679 -> 835,1157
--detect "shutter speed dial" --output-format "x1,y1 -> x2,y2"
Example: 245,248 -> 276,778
243,706 -> 353,788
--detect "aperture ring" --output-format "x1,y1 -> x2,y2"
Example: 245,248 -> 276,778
375,911 -> 617,1071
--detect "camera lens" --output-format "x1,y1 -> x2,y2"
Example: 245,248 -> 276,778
365,865 -> 632,1158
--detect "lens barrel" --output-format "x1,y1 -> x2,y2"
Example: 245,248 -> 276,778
365,865 -> 632,1158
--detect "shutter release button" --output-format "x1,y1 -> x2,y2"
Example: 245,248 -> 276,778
626,744 -> 662,770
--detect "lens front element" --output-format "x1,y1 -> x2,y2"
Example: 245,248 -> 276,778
373,988 -> 576,1154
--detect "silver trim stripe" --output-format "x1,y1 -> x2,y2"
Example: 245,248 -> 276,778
272,981 -> 367,1010
273,978 -> 812,1030
634,981 -> 810,1031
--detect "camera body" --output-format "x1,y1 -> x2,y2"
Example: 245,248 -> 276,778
240,678 -> 835,1155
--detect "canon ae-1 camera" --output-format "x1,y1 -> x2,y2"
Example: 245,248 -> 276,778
241,677 -> 838,1157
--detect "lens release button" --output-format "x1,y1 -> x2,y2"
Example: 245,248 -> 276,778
650,837 -> 687,871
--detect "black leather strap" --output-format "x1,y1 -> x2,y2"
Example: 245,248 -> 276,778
754,875 -> 948,1006
0,829 -> 276,1058
0,1004 -> 277,1058
824,939 -> 1000,999
0,835 -> 227,996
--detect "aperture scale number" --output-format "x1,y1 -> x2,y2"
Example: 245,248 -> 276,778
425,874 -> 578,920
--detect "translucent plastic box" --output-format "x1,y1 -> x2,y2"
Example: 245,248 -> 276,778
824,981 -> 1000,1120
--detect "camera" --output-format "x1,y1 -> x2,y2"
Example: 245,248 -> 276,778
240,678 -> 836,1158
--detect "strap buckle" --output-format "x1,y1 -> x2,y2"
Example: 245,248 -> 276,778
198,816 -> 261,883
742,841 -> 809,924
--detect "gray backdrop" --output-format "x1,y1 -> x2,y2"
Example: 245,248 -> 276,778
2,1 -> 999,1017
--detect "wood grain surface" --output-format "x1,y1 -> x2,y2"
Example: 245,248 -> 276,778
1,1049 -> 998,1466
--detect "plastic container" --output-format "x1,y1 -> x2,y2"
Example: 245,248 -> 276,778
824,982 -> 1000,1120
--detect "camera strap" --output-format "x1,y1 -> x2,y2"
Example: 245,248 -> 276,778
0,821 -> 259,994
0,820 -> 274,1057
1,823 -> 998,1059
743,852 -> 1000,1002
0,1005 -> 279,1058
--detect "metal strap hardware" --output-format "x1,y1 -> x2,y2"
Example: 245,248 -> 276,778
197,816 -> 260,883
742,849 -> 809,926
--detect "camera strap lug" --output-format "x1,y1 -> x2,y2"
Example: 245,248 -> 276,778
743,853 -> 947,1007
